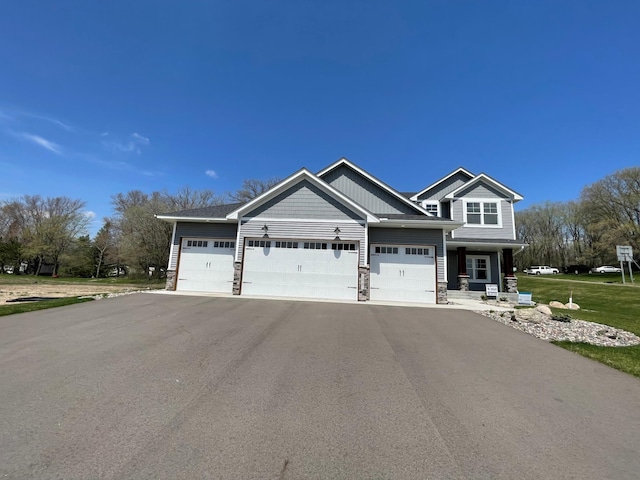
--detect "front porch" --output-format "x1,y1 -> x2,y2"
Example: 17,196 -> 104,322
446,240 -> 527,294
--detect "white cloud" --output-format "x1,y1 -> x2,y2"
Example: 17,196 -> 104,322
104,132 -> 150,154
1,108 -> 74,131
11,131 -> 62,155
84,211 -> 96,219
131,132 -> 150,144
205,170 -> 218,178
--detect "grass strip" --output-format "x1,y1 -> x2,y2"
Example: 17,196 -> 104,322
0,297 -> 94,317
0,275 -> 165,287
518,276 -> 640,378
552,342 -> 640,378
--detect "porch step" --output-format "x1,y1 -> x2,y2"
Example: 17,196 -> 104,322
447,290 -> 520,302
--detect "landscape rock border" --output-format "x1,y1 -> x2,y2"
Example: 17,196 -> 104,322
477,306 -> 640,347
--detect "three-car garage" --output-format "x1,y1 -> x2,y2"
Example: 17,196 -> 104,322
176,236 -> 437,304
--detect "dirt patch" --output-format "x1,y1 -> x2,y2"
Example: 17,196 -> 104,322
0,284 -> 152,305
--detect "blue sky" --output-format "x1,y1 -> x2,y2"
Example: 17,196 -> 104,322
1,1 -> 639,234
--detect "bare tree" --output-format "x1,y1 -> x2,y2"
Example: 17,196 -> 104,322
93,219 -> 116,277
163,186 -> 227,212
113,187 -> 226,278
228,178 -> 281,203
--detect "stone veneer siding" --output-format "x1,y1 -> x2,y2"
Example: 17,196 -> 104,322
165,270 -> 176,291
437,282 -> 448,304
358,266 -> 370,301
232,262 -> 242,295
504,276 -> 518,293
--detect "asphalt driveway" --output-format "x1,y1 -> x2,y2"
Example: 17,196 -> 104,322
1,293 -> 639,479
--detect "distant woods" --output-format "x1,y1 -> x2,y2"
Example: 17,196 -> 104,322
2,167 -> 637,278
515,166 -> 639,270
0,178 -> 279,278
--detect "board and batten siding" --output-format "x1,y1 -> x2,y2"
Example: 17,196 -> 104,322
237,218 -> 367,265
368,227 -> 446,282
244,179 -> 363,221
450,199 -> 515,240
169,222 -> 238,270
416,171 -> 473,201
322,165 -> 418,215
454,182 -> 510,199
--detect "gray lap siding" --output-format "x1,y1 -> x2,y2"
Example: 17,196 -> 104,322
169,222 -> 238,270
451,198 -> 514,240
237,219 -> 367,265
368,228 -> 446,282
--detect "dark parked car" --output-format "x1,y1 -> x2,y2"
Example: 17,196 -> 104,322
563,265 -> 591,274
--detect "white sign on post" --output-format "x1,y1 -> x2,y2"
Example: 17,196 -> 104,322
616,245 -> 635,284
617,245 -> 633,262
518,292 -> 533,305
485,284 -> 498,298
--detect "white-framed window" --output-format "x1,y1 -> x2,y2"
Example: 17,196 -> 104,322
466,255 -> 490,282
422,201 -> 439,216
464,200 -> 501,227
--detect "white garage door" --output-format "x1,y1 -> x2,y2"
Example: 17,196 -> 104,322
370,244 -> 436,303
177,238 -> 235,293
241,239 -> 358,301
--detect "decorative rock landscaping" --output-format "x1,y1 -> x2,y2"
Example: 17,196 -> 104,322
477,306 -> 640,347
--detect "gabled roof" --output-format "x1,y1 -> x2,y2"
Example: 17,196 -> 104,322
226,168 -> 380,222
409,167 -> 474,201
155,203 -> 244,222
444,173 -> 524,201
317,157 -> 435,217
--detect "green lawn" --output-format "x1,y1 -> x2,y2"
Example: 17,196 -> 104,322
0,275 -> 164,317
517,275 -> 640,377
0,274 -> 166,287
0,297 -> 94,316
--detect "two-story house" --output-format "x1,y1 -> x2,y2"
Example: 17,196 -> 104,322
408,168 -> 526,293
157,158 -> 525,304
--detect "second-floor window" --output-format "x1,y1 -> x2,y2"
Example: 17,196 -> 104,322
422,202 -> 439,215
465,201 -> 500,226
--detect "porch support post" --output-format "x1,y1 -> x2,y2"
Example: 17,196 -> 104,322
502,248 -> 518,293
456,247 -> 470,291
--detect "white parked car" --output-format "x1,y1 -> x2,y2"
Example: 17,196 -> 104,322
591,265 -> 622,274
527,265 -> 559,275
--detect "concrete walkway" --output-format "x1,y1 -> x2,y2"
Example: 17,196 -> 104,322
150,289 -> 515,311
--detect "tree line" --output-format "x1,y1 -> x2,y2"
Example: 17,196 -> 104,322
2,167 -> 637,278
515,166 -> 639,271
0,178 -> 279,278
